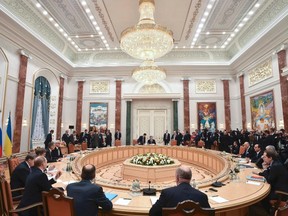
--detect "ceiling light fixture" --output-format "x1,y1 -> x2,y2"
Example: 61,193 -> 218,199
120,0 -> 173,85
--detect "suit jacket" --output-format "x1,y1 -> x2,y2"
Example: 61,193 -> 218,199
10,161 -> 30,195
147,139 -> 156,144
149,182 -> 210,216
259,160 -> 288,199
114,132 -> 122,140
46,149 -> 57,162
67,180 -> 113,216
163,133 -> 170,144
17,167 -> 56,216
44,133 -> 52,149
137,135 -> 146,145
250,151 -> 263,163
241,146 -> 253,158
62,133 -> 70,145
51,147 -> 63,160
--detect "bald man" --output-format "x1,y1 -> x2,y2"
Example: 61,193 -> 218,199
149,166 -> 210,216
67,164 -> 113,216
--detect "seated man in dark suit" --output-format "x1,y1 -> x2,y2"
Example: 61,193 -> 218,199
10,153 -> 36,197
256,149 -> 288,213
137,133 -> 147,145
241,142 -> 253,158
17,156 -> 62,216
67,164 -> 113,216
51,140 -> 63,160
147,136 -> 156,145
45,142 -> 58,163
250,143 -> 263,163
149,166 -> 210,216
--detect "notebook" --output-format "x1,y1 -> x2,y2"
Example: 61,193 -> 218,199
105,192 -> 118,201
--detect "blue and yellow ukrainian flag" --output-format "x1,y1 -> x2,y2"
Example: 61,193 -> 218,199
4,113 -> 12,157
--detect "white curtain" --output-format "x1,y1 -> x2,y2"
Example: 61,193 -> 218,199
32,99 -> 45,141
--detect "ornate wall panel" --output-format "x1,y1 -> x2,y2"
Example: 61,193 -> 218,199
90,80 -> 110,94
248,58 -> 272,86
195,80 -> 216,93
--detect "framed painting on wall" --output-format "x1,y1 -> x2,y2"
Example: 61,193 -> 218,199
250,90 -> 275,131
197,102 -> 217,132
89,102 -> 108,132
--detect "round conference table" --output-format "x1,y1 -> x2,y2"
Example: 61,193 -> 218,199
52,145 -> 270,216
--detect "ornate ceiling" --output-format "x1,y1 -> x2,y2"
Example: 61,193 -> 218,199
1,0 -> 288,69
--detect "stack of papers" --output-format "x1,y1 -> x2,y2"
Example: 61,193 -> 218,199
209,196 -> 228,203
114,198 -> 131,205
246,181 -> 261,186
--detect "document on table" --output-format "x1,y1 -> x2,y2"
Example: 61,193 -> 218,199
246,180 -> 261,186
150,196 -> 159,205
114,198 -> 132,205
209,196 -> 228,203
105,192 -> 118,201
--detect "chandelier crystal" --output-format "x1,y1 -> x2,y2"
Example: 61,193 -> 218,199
120,0 -> 174,60
132,60 -> 166,85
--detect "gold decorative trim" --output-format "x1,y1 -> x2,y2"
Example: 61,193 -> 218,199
185,0 -> 202,40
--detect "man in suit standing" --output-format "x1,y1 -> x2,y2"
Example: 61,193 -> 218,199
62,130 -> 70,145
163,130 -> 170,145
67,164 -> 113,216
44,129 -> 54,149
137,133 -> 147,145
114,129 -> 122,141
149,166 -> 210,216
10,153 -> 36,197
17,156 -> 62,216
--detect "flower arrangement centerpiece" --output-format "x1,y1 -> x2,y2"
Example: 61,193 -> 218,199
130,152 -> 174,166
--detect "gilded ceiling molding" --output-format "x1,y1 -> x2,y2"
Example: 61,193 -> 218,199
185,0 -> 202,40
248,58 -> 272,87
92,0 -> 115,42
89,80 -> 110,94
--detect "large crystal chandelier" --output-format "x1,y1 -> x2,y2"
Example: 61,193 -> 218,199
132,60 -> 166,85
120,0 -> 173,85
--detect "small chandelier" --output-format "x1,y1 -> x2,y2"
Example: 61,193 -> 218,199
132,60 -> 166,85
120,0 -> 174,60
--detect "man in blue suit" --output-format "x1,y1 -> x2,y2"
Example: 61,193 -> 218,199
10,153 -> 35,197
67,164 -> 113,216
149,166 -> 210,216
17,156 -> 62,216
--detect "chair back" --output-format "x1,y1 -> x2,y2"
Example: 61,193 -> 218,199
171,140 -> 177,146
162,200 -> 215,216
239,146 -> 246,155
81,142 -> 87,150
7,156 -> 20,176
42,188 -> 75,216
275,204 -> 288,216
115,140 -> 121,147
68,144 -> 75,154
0,176 -> 17,216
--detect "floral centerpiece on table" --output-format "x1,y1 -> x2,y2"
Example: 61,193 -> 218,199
130,152 -> 174,166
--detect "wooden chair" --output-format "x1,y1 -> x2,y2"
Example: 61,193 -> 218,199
0,176 -> 42,216
7,156 -> 20,176
171,140 -> 177,146
238,145 -> 246,155
115,140 -> 121,147
162,200 -> 215,216
270,190 -> 288,213
81,142 -> 88,150
68,143 -> 75,154
275,205 -> 288,216
42,188 -> 75,216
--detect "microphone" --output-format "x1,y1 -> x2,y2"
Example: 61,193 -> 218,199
143,180 -> 156,196
212,177 -> 225,187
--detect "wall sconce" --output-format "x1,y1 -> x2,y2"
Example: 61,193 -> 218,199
279,120 -> 284,129
82,123 -> 87,129
22,119 -> 28,127
110,124 -> 115,129
247,122 -> 251,130
61,122 -> 64,128
190,124 -> 195,130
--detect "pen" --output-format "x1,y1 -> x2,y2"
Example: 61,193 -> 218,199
211,195 -> 218,197
123,198 -> 132,200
